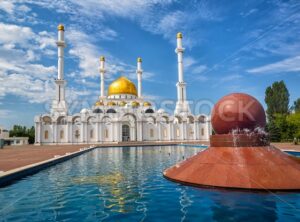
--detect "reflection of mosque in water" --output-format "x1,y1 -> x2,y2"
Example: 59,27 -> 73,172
35,24 -> 211,145
71,146 -> 283,220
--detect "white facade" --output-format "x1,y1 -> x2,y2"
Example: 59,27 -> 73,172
34,25 -> 211,145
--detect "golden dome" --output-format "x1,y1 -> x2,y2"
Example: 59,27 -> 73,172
107,101 -> 116,106
108,76 -> 137,96
58,24 -> 65,31
177,32 -> 182,39
95,101 -> 104,106
132,101 -> 140,107
137,57 -> 142,63
119,101 -> 127,106
100,56 -> 105,61
143,102 -> 152,107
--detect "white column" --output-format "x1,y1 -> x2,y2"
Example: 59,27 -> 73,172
174,32 -> 190,115
99,56 -> 105,98
57,24 -> 65,80
136,57 -> 143,98
53,122 -> 57,143
96,122 -> 99,142
99,122 -> 103,143
52,24 -> 68,115
176,33 -> 184,83
66,120 -> 69,143
35,122 -> 39,143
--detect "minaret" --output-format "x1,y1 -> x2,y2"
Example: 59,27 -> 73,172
174,32 -> 190,115
99,56 -> 105,99
136,57 -> 143,98
51,24 -> 68,115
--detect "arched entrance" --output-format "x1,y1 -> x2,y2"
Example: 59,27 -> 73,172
122,124 -> 130,141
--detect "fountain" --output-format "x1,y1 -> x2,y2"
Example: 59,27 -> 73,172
164,93 -> 300,190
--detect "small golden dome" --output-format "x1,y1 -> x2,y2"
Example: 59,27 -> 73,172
119,101 -> 127,106
108,76 -> 137,96
100,56 -> 105,61
132,101 -> 140,107
95,101 -> 104,106
137,57 -> 142,63
107,101 -> 116,106
58,24 -> 65,31
143,102 -> 152,107
177,32 -> 182,39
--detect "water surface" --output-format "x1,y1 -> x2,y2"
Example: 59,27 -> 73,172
0,146 -> 299,221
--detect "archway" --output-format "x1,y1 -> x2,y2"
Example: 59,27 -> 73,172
122,124 -> 130,142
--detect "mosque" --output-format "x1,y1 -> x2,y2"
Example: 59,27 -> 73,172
34,25 -> 211,145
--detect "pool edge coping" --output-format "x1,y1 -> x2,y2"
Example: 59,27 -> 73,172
0,146 -> 97,187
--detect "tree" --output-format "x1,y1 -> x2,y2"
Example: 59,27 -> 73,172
292,98 -> 300,113
9,125 -> 35,144
265,80 -> 290,120
286,113 -> 300,139
266,120 -> 281,142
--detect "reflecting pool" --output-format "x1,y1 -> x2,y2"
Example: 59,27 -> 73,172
0,146 -> 299,221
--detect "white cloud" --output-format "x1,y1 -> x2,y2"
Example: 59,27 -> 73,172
247,56 -> 300,74
184,56 -> 197,68
191,65 -> 207,74
0,0 -> 15,14
0,23 -> 57,103
219,74 -> 243,82
67,28 -> 155,82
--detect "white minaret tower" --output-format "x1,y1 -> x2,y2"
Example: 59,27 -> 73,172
136,57 -> 143,98
99,56 -> 106,99
174,32 -> 190,115
51,24 -> 68,115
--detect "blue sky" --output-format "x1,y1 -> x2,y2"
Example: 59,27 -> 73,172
0,0 -> 300,129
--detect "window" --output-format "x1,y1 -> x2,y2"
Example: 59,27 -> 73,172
163,129 -> 167,137
60,130 -> 64,139
44,130 -> 49,139
199,116 -> 206,123
201,128 -> 204,136
176,128 -> 180,137
93,108 -> 103,114
75,130 -> 80,139
107,109 -> 116,113
150,129 -> 154,137
105,129 -> 109,138
90,129 -> 94,139
145,109 -> 154,113
43,116 -> 52,125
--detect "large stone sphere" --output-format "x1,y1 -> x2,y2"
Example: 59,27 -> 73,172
211,93 -> 266,134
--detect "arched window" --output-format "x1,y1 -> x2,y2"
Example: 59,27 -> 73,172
163,129 -> 167,137
90,129 -> 94,139
150,129 -> 154,138
43,116 -> 52,125
107,109 -> 116,114
57,116 -> 67,125
187,116 -> 194,124
60,130 -> 64,139
93,108 -> 103,114
105,129 -> 109,138
145,109 -> 154,113
190,129 -> 194,135
75,130 -> 80,139
44,130 -> 49,139
176,128 -> 180,137
72,117 -> 81,125
199,116 -> 206,123
201,128 -> 204,136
